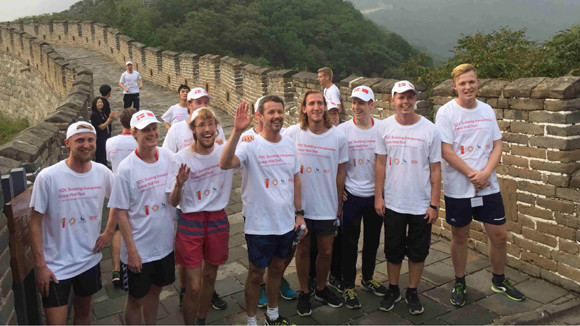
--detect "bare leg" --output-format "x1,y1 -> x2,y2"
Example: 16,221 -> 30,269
484,223 -> 507,275
316,233 -> 334,291
296,236 -> 312,293
408,261 -> 425,288
267,256 -> 288,310
387,262 -> 402,286
245,263 -> 266,318
72,295 -> 93,324
182,267 -> 202,324
125,295 -> 143,325
142,284 -> 163,324
44,305 -> 68,325
450,225 -> 470,278
112,230 -> 122,272
197,262 -> 219,319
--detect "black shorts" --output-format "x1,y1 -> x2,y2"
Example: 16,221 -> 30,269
245,230 -> 295,268
304,218 -> 336,237
42,263 -> 102,308
384,209 -> 431,264
445,192 -> 506,227
125,251 -> 175,299
123,93 -> 140,109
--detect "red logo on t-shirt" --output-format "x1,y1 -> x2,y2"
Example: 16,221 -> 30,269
69,217 -> 76,225
265,178 -> 269,188
152,204 -> 159,212
144,205 -> 149,215
467,146 -> 474,152
272,179 -> 278,186
197,191 -> 202,200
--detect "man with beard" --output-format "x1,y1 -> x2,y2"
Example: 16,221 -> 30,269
284,90 -> 348,316
29,122 -> 114,325
107,110 -> 176,325
167,108 -> 233,325
220,96 -> 306,325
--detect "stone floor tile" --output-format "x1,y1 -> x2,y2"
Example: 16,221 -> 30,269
476,293 -> 542,316
515,278 -> 570,304
351,310 -> 412,325
438,303 -> 498,325
423,281 -> 485,309
206,296 -> 243,324
93,295 -> 127,319
465,269 -> 495,296
216,261 -> 248,281
424,249 -> 450,266
391,294 -> 452,325
310,304 -> 364,325
421,262 -> 456,286
214,276 -> 245,296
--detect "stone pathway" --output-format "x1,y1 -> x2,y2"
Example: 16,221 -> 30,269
53,45 -> 580,325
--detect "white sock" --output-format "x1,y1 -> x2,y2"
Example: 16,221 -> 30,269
247,315 -> 258,326
266,306 -> 279,321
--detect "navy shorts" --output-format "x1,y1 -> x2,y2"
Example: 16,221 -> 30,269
245,230 -> 295,268
42,263 -> 102,308
445,192 -> 506,227
304,218 -> 336,237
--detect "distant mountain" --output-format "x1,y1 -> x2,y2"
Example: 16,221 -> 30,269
351,0 -> 580,62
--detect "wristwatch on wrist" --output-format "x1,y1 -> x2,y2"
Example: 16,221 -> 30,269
429,204 -> 439,211
295,210 -> 305,216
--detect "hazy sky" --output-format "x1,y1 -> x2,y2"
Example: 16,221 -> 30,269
0,0 -> 79,22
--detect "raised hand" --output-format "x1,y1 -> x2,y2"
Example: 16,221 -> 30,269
176,163 -> 191,187
234,102 -> 253,132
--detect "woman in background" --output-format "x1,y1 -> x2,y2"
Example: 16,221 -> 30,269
90,96 -> 118,166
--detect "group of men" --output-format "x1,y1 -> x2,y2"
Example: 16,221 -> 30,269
29,63 -> 524,325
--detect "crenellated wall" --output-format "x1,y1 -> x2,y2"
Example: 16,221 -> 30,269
432,77 -> 580,291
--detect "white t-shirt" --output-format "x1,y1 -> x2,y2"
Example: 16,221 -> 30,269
337,118 -> 381,198
375,116 -> 441,215
166,144 -> 233,213
119,71 -> 142,94
161,104 -> 189,126
29,161 -> 114,280
106,134 -> 137,174
108,148 -> 176,264
324,84 -> 341,108
435,100 -> 502,198
235,135 -> 300,235
241,127 -> 286,139
283,124 -> 349,220
162,120 -> 225,153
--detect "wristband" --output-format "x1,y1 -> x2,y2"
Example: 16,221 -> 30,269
295,210 -> 305,216
429,204 -> 439,211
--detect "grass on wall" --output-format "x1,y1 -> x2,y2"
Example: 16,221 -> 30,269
0,113 -> 29,145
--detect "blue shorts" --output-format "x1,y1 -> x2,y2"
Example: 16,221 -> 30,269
245,230 -> 295,268
444,192 -> 506,227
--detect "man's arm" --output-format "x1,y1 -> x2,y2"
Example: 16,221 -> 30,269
220,102 -> 252,169
169,163 -> 190,207
425,162 -> 442,224
114,208 -> 142,273
293,173 -> 307,236
138,75 -> 143,89
336,162 -> 346,217
469,139 -> 501,188
93,208 -> 117,253
164,122 -> 171,130
119,82 -> 129,93
29,210 -> 58,297
374,154 -> 387,217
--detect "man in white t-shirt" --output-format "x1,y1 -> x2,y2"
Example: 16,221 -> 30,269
162,87 -> 224,153
162,84 -> 191,130
29,121 -> 114,325
375,81 -> 441,315
105,108 -> 137,288
318,67 -> 342,113
435,64 -> 525,306
336,86 -> 386,309
107,110 -> 176,325
166,108 -> 233,325
283,90 -> 348,315
119,61 -> 142,110
220,97 -> 306,326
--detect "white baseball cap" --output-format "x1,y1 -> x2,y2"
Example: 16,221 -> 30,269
350,86 -> 374,102
66,121 -> 96,140
126,61 -> 133,66
391,80 -> 417,97
254,96 -> 266,112
327,99 -> 339,111
190,107 -> 217,123
130,110 -> 161,129
187,88 -> 212,101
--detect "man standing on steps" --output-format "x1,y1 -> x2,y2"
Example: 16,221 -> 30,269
375,81 -> 442,315
119,61 -> 142,110
107,110 -> 175,325
161,87 -> 227,311
220,97 -> 306,325
284,90 -> 348,316
318,67 -> 342,114
28,121 -> 114,325
435,64 -> 525,307
336,86 -> 386,310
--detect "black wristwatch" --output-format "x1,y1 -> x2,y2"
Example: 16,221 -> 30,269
429,204 -> 439,211
295,210 -> 305,216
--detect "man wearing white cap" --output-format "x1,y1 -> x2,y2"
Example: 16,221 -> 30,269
336,86 -> 386,309
107,110 -> 176,324
162,87 -> 224,153
28,121 -> 114,325
119,61 -> 142,110
375,81 -> 441,315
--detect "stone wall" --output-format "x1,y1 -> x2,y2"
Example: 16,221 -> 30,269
0,187 -> 16,325
432,77 -> 580,291
10,20 -> 429,126
0,52 -> 60,124
0,25 -> 94,175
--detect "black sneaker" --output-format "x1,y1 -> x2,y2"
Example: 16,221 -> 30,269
315,286 -> 343,308
307,277 -> 316,296
361,278 -> 387,297
327,274 -> 345,293
211,291 -> 227,310
450,282 -> 466,307
379,288 -> 401,312
405,289 -> 424,315
265,313 -> 294,325
297,291 -> 312,316
491,279 -> 525,301
343,287 -> 361,309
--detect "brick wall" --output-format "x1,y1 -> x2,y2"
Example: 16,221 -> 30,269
0,188 -> 16,325
432,77 -> 580,291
